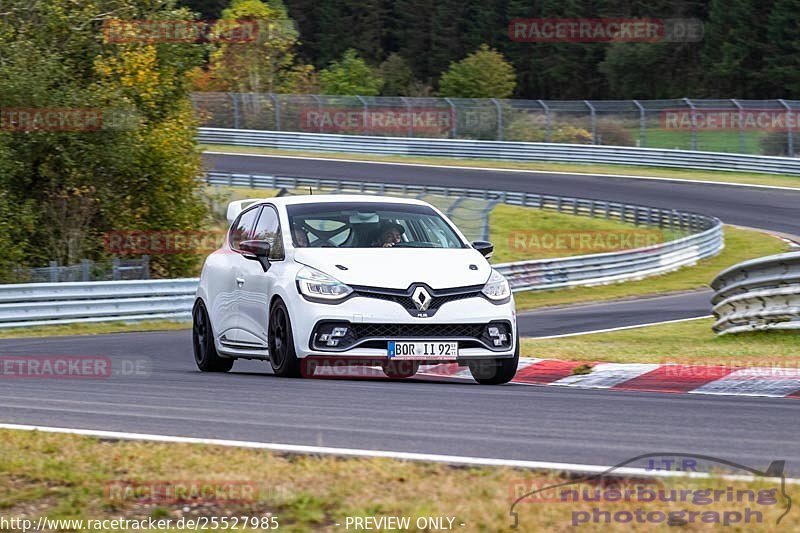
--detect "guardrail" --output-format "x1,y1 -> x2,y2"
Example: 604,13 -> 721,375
711,252 -> 800,335
0,174 -> 722,328
198,128 -> 800,176
206,171 -> 724,293
0,279 -> 196,329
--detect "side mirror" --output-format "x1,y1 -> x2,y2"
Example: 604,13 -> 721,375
471,240 -> 494,259
240,240 -> 271,271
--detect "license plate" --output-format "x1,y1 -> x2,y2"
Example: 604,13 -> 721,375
388,341 -> 459,360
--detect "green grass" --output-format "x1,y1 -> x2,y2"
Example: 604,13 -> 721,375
640,128 -> 766,154
0,320 -> 189,339
490,204 -> 682,263
0,429 -> 792,532
202,143 -> 800,189
513,225 -> 789,311
521,317 -> 800,366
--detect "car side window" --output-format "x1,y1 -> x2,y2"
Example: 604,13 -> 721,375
229,206 -> 260,251
252,205 -> 284,260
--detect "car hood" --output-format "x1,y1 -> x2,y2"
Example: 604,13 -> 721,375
293,248 -> 492,290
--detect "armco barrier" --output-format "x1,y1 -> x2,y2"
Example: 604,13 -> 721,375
206,172 -> 724,292
711,252 -> 800,335
0,279 -> 196,328
0,174 -> 723,328
198,128 -> 800,176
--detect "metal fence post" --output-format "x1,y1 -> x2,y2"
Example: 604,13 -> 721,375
683,97 -> 697,150
731,99 -> 744,153
444,97 -> 457,138
142,255 -> 150,280
269,93 -> 281,130
585,100 -> 597,144
633,100 -> 645,147
538,100 -> 551,142
49,261 -> 58,283
230,93 -> 240,129
112,258 -> 120,281
311,94 -> 323,133
779,99 -> 794,157
401,96 -> 413,137
491,98 -> 503,140
356,95 -> 369,135
81,259 -> 91,282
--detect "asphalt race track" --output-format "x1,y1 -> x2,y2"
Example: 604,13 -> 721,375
204,153 -> 800,236
1,152 -> 799,473
1,331 -> 799,474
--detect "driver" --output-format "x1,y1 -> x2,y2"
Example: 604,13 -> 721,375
375,222 -> 404,247
292,226 -> 310,247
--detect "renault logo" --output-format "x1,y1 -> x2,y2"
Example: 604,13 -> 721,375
411,286 -> 432,311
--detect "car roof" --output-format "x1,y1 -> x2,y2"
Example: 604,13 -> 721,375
251,194 -> 433,208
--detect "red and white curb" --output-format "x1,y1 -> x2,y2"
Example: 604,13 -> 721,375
313,358 -> 800,399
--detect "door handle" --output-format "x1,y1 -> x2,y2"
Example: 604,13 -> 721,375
235,277 -> 245,287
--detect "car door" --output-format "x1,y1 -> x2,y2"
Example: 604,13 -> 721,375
217,205 -> 262,349
237,203 -> 286,349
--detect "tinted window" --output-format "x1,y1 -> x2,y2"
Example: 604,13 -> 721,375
287,202 -> 465,249
252,205 -> 284,260
229,206 -> 260,250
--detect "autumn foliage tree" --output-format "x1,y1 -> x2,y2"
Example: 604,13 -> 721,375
0,0 -> 208,278
204,0 -> 316,93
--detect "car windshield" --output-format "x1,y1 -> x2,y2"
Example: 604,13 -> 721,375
286,201 -> 466,249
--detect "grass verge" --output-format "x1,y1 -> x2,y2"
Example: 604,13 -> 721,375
202,143 -> 800,190
489,204 -> 682,263
0,429 -> 793,532
521,317 -> 800,366
513,226 -> 789,311
0,321 -> 189,339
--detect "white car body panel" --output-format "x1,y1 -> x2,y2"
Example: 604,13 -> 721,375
197,194 -> 517,363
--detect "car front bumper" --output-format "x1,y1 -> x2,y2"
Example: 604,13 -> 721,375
286,292 -> 516,360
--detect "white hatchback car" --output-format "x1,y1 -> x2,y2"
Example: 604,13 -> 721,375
193,194 -> 518,384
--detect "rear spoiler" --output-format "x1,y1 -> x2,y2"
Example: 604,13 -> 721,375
226,198 -> 263,223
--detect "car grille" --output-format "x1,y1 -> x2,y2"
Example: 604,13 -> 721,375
351,284 -> 484,316
349,323 -> 486,339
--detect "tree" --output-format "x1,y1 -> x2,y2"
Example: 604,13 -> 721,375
205,0 -> 315,93
438,45 -> 516,98
0,0 -> 208,278
764,0 -> 800,96
379,53 -> 415,96
319,49 -> 383,95
701,0 -> 774,97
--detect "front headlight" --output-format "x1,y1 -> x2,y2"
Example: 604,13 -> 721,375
296,265 -> 353,300
481,268 -> 510,301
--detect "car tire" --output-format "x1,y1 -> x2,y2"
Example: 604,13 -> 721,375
468,335 -> 519,385
268,299 -> 302,378
382,360 -> 420,379
193,300 -> 234,373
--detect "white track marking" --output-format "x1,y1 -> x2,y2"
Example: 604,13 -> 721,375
551,363 -> 661,389
204,150 -> 800,191
690,368 -> 800,398
1,423 -> 795,483
527,315 -> 712,339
